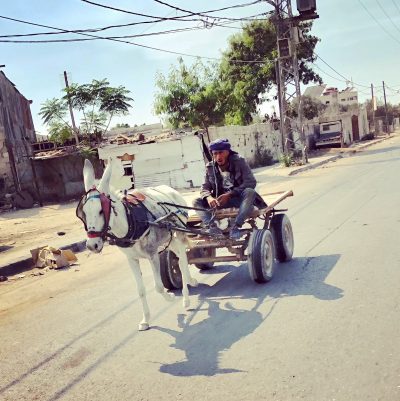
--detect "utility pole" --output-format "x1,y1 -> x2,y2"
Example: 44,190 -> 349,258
270,0 -> 318,163
382,80 -> 389,135
63,71 -> 79,145
371,83 -> 376,134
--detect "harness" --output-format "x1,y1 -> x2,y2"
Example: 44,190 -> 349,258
76,188 -> 151,247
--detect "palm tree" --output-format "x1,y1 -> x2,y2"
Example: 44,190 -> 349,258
100,86 -> 133,133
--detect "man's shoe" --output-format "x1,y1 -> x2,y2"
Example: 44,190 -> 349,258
229,225 -> 242,240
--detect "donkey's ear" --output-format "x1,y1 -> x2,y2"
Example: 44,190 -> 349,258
97,157 -> 112,194
83,159 -> 95,192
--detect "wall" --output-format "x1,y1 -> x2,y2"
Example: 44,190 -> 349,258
98,134 -> 206,190
0,71 -> 36,197
32,155 -> 103,202
208,122 -> 282,166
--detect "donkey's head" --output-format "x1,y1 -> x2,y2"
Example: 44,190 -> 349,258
79,159 -> 113,253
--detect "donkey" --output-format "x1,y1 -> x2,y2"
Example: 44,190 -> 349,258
79,159 -> 198,331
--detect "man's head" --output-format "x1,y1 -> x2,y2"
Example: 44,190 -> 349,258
209,138 -> 231,166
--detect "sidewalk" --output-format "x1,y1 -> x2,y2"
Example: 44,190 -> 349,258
0,132 -> 396,278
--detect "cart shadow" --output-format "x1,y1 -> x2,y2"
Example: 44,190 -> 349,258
155,254 -> 342,377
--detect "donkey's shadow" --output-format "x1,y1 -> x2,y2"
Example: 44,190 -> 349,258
154,254 -> 342,377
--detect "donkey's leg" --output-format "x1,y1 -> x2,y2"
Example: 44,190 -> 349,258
148,254 -> 175,302
170,235 -> 198,310
127,257 -> 151,331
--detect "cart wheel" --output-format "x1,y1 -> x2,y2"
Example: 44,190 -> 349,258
247,229 -> 276,283
159,250 -> 182,290
270,214 -> 294,262
192,248 -> 216,270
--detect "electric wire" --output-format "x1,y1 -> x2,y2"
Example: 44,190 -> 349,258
0,14 -> 270,64
81,0 -> 265,22
357,0 -> 400,46
375,0 -> 400,35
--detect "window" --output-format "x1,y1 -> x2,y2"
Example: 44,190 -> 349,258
124,166 -> 133,176
326,101 -> 330,104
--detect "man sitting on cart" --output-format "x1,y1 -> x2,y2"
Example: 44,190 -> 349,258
193,138 -> 265,240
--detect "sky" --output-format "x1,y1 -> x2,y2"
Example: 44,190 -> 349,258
1,0 -> 400,136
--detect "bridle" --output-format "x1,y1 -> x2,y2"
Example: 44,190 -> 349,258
76,187 -> 112,240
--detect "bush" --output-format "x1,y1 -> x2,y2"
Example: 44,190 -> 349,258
250,148 -> 274,168
279,153 -> 293,167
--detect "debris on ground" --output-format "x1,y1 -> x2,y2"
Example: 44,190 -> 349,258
0,275 -> 8,282
30,246 -> 78,269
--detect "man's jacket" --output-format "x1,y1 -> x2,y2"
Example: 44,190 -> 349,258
200,152 -> 265,207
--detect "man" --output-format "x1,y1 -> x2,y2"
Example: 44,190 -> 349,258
193,138 -> 264,240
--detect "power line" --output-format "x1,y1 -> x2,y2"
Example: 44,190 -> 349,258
0,14 -> 269,64
0,20 -> 246,43
375,0 -> 400,35
81,0 -> 265,22
357,0 -> 400,46
392,0 -> 400,15
152,0 -> 264,21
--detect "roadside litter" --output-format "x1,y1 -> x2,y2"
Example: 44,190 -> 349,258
30,246 -> 78,269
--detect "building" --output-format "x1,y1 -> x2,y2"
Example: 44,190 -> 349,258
301,84 -> 369,146
97,132 -> 206,191
0,70 -> 36,199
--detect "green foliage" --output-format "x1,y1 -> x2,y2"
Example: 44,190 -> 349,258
279,153 -> 293,167
48,121 -> 73,145
250,148 -> 274,168
219,20 -> 322,125
365,99 -> 400,125
154,20 -> 322,128
40,79 -> 133,141
154,58 -> 226,130
289,95 -> 327,120
78,146 -> 97,159
80,111 -> 107,135
39,98 -> 69,125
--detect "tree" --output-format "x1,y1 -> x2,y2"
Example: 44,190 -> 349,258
220,20 -> 322,125
40,79 -> 133,144
154,58 -> 226,133
289,95 -> 327,120
365,99 -> 400,125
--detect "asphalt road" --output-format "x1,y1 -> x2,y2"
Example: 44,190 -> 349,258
1,136 -> 400,401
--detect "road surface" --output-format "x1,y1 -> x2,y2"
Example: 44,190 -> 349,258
1,136 -> 400,401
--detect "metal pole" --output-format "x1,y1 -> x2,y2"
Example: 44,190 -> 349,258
371,83 -> 376,134
63,71 -> 79,145
382,81 -> 389,135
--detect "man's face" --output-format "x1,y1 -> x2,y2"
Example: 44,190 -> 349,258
212,150 -> 230,166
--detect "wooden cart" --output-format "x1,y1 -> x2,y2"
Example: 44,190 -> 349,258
160,190 -> 294,290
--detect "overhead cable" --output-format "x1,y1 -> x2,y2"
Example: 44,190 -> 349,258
0,14 -> 270,64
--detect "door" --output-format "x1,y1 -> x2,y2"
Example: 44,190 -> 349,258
352,115 -> 360,141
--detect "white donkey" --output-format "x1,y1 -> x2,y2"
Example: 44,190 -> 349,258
79,159 -> 198,331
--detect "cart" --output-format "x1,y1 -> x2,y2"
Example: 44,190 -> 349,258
159,190 -> 294,290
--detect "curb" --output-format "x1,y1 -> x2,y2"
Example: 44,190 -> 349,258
289,154 -> 343,176
0,240 -> 87,278
288,134 -> 394,176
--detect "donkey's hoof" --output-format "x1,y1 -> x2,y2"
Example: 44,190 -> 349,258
190,278 -> 198,287
164,292 -> 175,302
138,322 -> 150,331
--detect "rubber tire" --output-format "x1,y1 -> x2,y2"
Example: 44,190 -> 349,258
192,248 -> 216,270
159,250 -> 183,290
270,214 -> 294,262
247,229 -> 276,283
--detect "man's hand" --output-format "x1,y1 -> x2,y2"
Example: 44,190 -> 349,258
217,193 -> 231,207
207,196 -> 220,208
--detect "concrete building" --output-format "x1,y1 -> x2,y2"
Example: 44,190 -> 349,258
300,84 -> 369,146
0,70 -> 36,198
97,132 -> 206,191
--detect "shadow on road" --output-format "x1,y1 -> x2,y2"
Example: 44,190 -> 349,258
155,254 -> 342,377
